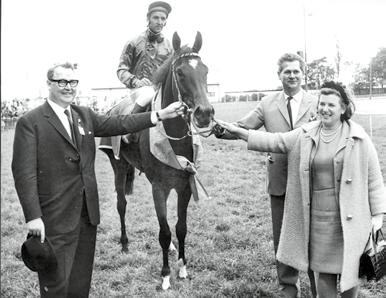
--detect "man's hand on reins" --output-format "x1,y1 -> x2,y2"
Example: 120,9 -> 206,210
157,102 -> 186,120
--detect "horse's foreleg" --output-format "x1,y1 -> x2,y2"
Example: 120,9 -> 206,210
176,185 -> 191,279
152,184 -> 172,290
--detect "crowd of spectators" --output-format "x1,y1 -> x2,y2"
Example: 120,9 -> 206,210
1,98 -> 30,130
1,98 -> 29,119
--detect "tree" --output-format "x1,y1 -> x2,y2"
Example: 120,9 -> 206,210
370,47 -> 386,89
251,93 -> 259,101
351,48 -> 386,95
306,57 -> 336,89
351,64 -> 370,95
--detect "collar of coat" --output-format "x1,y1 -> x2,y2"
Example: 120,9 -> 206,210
301,119 -> 368,142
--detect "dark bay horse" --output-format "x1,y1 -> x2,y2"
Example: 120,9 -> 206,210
100,31 -> 214,289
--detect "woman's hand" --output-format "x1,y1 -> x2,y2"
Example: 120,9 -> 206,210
215,120 -> 238,134
372,213 -> 384,233
215,119 -> 249,141
157,102 -> 186,120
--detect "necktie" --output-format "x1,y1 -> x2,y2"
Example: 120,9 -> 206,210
147,30 -> 164,43
287,96 -> 294,130
64,109 -> 77,147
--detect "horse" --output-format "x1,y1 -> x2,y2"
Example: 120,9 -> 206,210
100,31 -> 214,290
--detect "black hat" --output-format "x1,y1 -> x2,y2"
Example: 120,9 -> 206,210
21,235 -> 57,272
147,1 -> 172,17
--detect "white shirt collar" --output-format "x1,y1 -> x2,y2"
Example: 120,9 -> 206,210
284,89 -> 303,103
47,99 -> 73,137
283,89 -> 303,122
47,98 -> 68,113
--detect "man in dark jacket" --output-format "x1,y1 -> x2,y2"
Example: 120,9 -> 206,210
12,62 -> 183,297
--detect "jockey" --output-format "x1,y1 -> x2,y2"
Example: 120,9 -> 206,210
117,1 -> 173,115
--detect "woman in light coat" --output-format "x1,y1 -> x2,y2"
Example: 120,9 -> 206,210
217,81 -> 386,297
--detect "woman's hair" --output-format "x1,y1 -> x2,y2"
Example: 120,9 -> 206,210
320,81 -> 355,121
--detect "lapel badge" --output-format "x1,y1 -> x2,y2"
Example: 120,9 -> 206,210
78,126 -> 85,135
77,119 -> 85,135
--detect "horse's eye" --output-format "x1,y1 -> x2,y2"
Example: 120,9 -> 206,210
176,69 -> 184,77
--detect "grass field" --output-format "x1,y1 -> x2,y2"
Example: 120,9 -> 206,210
1,102 -> 386,297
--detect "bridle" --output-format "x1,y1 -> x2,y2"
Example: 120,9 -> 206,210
158,52 -> 215,141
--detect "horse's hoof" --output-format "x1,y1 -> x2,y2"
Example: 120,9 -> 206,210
161,276 -> 171,290
177,258 -> 188,279
121,245 -> 129,253
169,242 -> 177,253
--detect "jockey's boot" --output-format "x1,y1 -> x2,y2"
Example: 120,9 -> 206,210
122,103 -> 147,144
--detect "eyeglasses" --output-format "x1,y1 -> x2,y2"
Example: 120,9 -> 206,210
49,79 -> 79,88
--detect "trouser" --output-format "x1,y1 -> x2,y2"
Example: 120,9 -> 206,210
314,272 -> 359,298
270,194 -> 317,298
131,85 -> 156,108
38,202 -> 97,298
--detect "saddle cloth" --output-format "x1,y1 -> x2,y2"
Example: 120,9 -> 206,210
98,87 -> 209,201
150,88 -> 208,201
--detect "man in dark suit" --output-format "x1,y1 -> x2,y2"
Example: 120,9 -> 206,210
217,53 -> 318,297
12,62 -> 184,297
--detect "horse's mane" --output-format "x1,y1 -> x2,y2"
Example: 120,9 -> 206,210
153,45 -> 193,85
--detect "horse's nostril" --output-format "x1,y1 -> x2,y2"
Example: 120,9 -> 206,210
194,117 -> 210,128
193,105 -> 214,117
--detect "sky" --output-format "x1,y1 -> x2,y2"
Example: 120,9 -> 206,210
1,0 -> 386,99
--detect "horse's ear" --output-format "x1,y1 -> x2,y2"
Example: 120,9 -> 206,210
192,31 -> 202,53
172,32 -> 181,51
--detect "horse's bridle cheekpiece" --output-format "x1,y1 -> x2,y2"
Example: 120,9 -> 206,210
169,52 -> 216,139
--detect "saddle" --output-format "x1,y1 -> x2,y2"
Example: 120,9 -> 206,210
98,97 -> 136,158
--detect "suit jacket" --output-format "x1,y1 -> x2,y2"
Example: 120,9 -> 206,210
237,90 -> 317,196
12,101 -> 154,235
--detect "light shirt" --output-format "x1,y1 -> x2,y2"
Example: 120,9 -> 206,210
284,89 -> 303,123
47,99 -> 73,140
150,111 -> 158,124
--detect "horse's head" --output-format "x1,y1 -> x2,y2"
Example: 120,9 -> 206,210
171,32 -> 214,129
